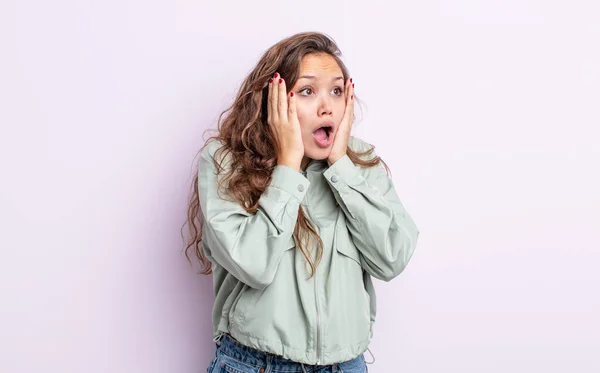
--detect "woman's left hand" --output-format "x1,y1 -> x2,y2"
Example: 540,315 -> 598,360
327,78 -> 355,166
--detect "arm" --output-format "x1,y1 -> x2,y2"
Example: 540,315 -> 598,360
198,142 -> 309,290
323,137 -> 419,281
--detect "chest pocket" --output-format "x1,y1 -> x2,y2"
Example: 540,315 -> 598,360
332,215 -> 371,335
334,218 -> 362,267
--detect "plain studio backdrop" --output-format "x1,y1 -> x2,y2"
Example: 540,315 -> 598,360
1,1 -> 598,372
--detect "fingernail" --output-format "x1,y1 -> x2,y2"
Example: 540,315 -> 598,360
290,92 -> 294,97
274,72 -> 279,78
350,78 -> 353,83
279,78 -> 283,84
352,83 -> 354,88
269,78 -> 273,83
351,94 -> 354,100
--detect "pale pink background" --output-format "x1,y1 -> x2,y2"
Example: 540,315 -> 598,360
1,1 -> 599,372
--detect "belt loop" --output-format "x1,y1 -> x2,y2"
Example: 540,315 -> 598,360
265,353 -> 273,373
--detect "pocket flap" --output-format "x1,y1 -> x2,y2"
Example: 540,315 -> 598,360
287,236 -> 296,250
335,224 -> 361,265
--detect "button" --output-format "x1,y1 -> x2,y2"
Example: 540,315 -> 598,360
331,175 -> 339,183
297,184 -> 305,192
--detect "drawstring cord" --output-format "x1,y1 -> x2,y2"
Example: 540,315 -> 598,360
212,332 -> 225,347
364,347 -> 376,364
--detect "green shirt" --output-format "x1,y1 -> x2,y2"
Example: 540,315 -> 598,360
197,136 -> 419,365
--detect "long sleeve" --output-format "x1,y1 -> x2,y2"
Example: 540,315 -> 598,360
197,142 -> 310,290
322,138 -> 419,281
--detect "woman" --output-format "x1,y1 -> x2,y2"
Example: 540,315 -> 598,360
184,31 -> 419,373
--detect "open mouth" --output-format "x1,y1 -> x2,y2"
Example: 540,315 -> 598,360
314,125 -> 332,139
313,125 -> 333,146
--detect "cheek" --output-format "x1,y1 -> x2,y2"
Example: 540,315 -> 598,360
332,100 -> 346,122
295,107 -> 311,132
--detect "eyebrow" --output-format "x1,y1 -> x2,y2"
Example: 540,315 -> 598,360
298,75 -> 344,81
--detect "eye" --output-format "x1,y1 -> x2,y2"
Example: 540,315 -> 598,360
299,87 -> 313,96
298,86 -> 344,96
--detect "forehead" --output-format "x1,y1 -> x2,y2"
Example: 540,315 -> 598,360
298,53 -> 342,77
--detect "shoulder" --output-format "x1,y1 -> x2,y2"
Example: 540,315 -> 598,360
348,135 -> 373,151
197,140 -> 235,195
199,139 -> 232,170
200,138 -> 226,160
348,135 -> 378,160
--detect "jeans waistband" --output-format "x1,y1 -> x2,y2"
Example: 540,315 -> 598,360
217,334 -> 336,372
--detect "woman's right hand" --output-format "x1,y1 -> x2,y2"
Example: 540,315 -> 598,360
267,72 -> 304,172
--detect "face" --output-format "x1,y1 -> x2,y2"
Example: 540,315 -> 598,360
289,53 -> 346,168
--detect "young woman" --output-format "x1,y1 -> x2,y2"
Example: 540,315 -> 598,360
185,31 -> 419,373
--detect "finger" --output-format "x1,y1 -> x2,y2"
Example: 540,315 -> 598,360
267,76 -> 274,124
346,77 -> 353,100
271,73 -> 280,124
288,90 -> 297,124
349,78 -> 355,120
278,76 -> 288,123
343,78 -> 354,122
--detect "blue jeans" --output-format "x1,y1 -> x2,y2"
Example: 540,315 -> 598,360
207,334 -> 368,373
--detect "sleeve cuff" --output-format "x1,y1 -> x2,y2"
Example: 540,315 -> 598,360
269,165 -> 311,202
323,154 -> 362,191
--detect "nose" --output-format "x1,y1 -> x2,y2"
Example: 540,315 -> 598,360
318,95 -> 333,116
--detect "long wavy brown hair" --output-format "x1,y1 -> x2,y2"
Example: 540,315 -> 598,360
182,31 -> 389,277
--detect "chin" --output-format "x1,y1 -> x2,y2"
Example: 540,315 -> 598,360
304,147 -> 330,161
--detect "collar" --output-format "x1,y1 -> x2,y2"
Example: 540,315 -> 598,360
302,158 -> 328,173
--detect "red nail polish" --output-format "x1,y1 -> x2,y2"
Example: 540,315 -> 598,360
274,73 -> 279,78
290,92 -> 294,97
352,83 -> 354,88
351,94 -> 354,99
350,78 -> 353,83
269,78 -> 273,83
279,78 -> 283,84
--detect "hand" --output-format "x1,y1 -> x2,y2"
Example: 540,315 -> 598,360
267,72 -> 304,172
327,78 -> 355,166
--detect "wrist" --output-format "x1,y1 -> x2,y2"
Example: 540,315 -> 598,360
327,153 -> 346,166
277,158 -> 301,173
